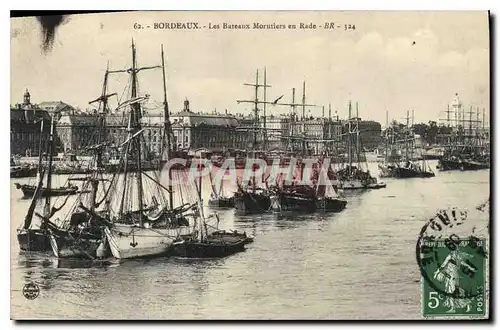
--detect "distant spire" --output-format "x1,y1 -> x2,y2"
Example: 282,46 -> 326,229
23,88 -> 31,105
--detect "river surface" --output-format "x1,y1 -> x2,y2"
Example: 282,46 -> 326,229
10,161 -> 490,320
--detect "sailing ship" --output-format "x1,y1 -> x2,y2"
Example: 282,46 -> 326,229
207,169 -> 234,208
16,117 -> 68,252
172,191 -> 251,258
234,172 -> 272,215
96,41 -> 198,260
47,141 -> 112,259
337,102 -> 386,190
378,111 -> 435,178
437,146 -> 489,171
233,69 -> 272,215
437,94 -> 490,171
269,160 -> 317,213
314,161 -> 347,212
46,66 -> 120,260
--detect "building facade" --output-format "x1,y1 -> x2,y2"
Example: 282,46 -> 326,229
54,99 -> 247,156
170,99 -> 246,151
38,101 -> 76,121
10,89 -> 52,157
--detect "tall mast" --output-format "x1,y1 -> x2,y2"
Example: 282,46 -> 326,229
131,40 -> 144,225
411,109 -> 415,161
253,70 -> 259,149
263,67 -> 268,151
161,44 -> 171,161
237,69 -> 271,151
469,105 -> 473,140
44,116 -> 55,217
37,119 -> 45,178
302,81 -> 306,120
329,103 -> 332,155
301,82 -> 307,154
24,119 -> 46,229
290,88 -> 296,151
405,110 -> 410,161
161,44 -> 174,209
482,108 -> 486,132
348,101 -> 352,168
355,102 -> 360,163
445,104 -> 453,127
385,110 -> 389,163
99,64 -> 109,144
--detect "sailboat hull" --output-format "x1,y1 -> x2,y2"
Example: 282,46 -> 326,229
234,191 -> 271,215
171,238 -> 247,258
15,183 -> 79,198
49,231 -> 104,259
104,225 -> 194,259
208,197 -> 235,208
17,228 -> 52,252
438,158 -> 489,171
391,167 -> 435,178
316,197 -> 347,212
272,194 -> 316,213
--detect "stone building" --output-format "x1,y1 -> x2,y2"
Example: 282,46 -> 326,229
10,89 -> 52,157
56,112 -> 163,157
261,115 -> 291,150
54,99 -> 246,156
56,114 -> 100,153
170,99 -> 245,151
38,101 -> 76,121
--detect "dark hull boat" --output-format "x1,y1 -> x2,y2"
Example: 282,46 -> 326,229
386,165 -> 435,178
207,166 -> 234,208
208,197 -> 235,208
438,158 -> 489,171
271,186 -> 317,213
15,183 -> 79,198
316,197 -> 347,212
11,166 -> 37,178
209,229 -> 254,244
234,189 -> 271,215
17,228 -> 51,252
171,236 -> 247,258
49,230 -> 104,259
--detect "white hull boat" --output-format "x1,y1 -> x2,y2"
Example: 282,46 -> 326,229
104,224 -> 194,259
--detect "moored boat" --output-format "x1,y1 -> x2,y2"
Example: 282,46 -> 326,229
207,169 -> 235,208
15,183 -> 80,198
99,41 -> 199,260
234,186 -> 271,215
270,184 -> 317,213
171,205 -> 251,259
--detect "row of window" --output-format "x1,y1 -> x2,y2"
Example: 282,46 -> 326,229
10,132 -> 47,142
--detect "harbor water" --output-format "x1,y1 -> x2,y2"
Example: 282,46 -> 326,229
10,161 -> 490,319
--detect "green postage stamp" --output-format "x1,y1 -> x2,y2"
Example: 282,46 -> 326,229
420,237 -> 487,317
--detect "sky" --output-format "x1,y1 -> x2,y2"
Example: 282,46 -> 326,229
10,11 -> 490,126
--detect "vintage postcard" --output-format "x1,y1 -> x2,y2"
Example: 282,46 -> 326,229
10,11 -> 490,320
